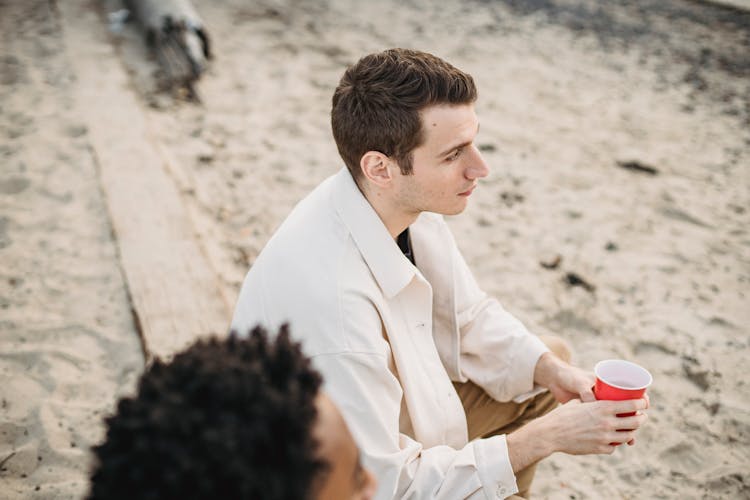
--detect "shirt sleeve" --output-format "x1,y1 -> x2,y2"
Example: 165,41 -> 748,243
313,350 -> 520,500
449,232 -> 550,403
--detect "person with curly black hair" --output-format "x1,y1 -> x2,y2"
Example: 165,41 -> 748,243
87,324 -> 377,500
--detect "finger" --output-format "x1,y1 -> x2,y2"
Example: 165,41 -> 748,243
579,386 -> 596,403
609,398 -> 647,414
602,444 -> 617,455
562,398 -> 582,407
644,393 -> 650,409
613,413 -> 647,430
554,389 -> 575,404
610,430 -> 636,445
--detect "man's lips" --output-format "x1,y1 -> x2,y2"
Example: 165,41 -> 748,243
458,185 -> 476,196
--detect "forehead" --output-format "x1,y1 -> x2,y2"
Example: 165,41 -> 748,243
418,104 -> 478,152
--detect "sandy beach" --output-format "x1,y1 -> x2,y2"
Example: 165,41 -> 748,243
1,0 -> 749,498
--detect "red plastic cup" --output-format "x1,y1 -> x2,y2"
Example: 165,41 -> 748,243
594,359 -> 652,445
594,359 -> 652,407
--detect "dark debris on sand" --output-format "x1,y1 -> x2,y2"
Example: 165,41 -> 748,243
477,0 -> 750,127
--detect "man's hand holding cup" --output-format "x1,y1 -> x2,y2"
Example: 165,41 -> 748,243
593,359 -> 653,445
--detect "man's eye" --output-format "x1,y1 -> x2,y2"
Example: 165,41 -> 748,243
447,148 -> 462,161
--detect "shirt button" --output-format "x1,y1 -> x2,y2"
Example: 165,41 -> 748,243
496,485 -> 508,497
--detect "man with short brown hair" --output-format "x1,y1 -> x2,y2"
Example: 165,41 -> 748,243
232,48 -> 648,499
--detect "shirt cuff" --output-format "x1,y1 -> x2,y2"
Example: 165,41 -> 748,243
473,434 -> 518,499
506,333 -> 550,399
512,384 -> 549,404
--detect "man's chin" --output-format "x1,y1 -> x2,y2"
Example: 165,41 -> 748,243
435,203 -> 468,217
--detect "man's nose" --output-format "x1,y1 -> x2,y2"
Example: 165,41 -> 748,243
465,145 -> 490,179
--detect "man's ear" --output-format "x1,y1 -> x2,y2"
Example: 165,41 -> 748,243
360,151 -> 394,189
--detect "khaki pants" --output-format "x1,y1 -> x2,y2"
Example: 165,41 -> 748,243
453,336 -> 571,499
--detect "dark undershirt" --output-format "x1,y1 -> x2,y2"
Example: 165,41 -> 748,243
397,227 -> 415,265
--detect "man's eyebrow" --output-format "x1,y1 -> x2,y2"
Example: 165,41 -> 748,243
436,122 -> 481,158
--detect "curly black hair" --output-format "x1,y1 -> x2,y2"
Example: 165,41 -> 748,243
88,324 -> 326,500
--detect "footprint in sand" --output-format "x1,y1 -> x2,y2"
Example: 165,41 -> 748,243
0,55 -> 27,86
4,113 -> 34,139
0,216 -> 10,249
658,441 -> 707,476
0,177 -> 30,195
64,124 -> 87,138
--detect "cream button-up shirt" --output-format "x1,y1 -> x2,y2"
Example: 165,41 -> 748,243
232,169 -> 549,499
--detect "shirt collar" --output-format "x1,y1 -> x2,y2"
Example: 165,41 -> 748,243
332,168 -> 416,299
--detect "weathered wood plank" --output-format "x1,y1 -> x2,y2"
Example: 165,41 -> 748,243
58,0 -> 230,359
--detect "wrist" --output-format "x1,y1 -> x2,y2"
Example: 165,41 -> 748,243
533,351 -> 564,388
506,417 -> 556,472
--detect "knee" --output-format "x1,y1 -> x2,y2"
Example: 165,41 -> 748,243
539,335 -> 572,364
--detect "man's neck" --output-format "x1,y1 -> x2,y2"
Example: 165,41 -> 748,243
359,183 -> 418,240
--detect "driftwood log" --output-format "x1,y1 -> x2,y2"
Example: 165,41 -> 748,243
125,0 -> 211,100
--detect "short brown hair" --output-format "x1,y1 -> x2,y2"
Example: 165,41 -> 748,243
331,48 -> 477,183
